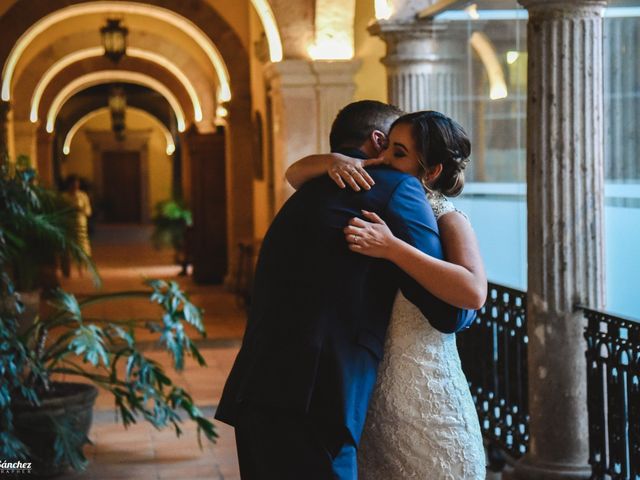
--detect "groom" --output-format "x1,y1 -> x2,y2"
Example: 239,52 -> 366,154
215,100 -> 475,479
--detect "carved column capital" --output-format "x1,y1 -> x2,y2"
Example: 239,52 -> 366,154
518,0 -> 607,16
368,19 -> 453,66
368,19 -> 466,114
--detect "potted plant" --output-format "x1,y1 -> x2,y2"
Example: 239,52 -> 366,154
1,277 -> 217,476
151,199 -> 193,275
0,160 -> 98,331
0,163 -> 217,476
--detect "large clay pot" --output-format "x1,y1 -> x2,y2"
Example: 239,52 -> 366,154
12,382 -> 98,477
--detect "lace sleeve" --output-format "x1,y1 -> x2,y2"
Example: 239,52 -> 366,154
427,192 -> 469,221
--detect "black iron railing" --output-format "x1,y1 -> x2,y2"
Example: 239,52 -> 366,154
457,283 -> 530,461
584,308 -> 640,480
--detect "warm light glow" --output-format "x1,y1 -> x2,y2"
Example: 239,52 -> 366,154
506,51 -> 520,65
310,0 -> 355,60
465,4 -> 480,20
374,0 -> 393,20
216,105 -> 228,118
46,70 -> 186,133
308,40 -> 354,60
250,0 -> 283,62
2,2 -> 232,104
63,106 -> 175,155
470,32 -> 508,100
29,46 -> 202,123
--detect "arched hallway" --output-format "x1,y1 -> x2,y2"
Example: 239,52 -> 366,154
1,0 -> 638,478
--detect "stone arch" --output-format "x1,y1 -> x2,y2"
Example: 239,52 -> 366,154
18,56 -> 194,130
11,28 -> 217,127
62,105 -> 175,155
0,1 -> 236,105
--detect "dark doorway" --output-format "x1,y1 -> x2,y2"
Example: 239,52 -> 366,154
188,126 -> 227,284
102,151 -> 141,223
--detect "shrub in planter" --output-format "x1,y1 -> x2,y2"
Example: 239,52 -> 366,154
151,199 -> 193,275
0,279 -> 217,476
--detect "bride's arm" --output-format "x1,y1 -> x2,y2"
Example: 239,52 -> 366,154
285,153 -> 381,191
345,210 -> 487,310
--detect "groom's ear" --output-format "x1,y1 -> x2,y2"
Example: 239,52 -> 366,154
371,130 -> 388,153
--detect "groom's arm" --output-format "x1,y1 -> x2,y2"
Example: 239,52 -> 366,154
384,176 -> 476,333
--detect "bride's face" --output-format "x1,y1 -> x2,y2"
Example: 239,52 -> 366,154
383,123 -> 422,177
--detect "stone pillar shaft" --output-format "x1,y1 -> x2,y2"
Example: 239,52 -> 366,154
511,1 -> 607,479
265,59 -> 359,209
313,61 -> 361,155
265,60 -> 318,210
369,20 -> 465,118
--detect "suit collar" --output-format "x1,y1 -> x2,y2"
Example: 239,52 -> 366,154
334,148 -> 368,160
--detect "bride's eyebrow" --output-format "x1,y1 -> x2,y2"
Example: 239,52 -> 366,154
393,142 -> 408,152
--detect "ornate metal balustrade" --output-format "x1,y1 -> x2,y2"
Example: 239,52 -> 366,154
457,282 -> 529,461
584,308 -> 640,480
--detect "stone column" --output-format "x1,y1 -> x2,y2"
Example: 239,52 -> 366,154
312,60 -> 361,154
369,20 -> 466,118
264,59 -> 360,210
265,60 -> 318,209
508,1 -> 607,479
0,101 -> 9,162
36,127 -> 54,187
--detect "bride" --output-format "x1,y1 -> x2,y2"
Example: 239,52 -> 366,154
286,110 -> 487,479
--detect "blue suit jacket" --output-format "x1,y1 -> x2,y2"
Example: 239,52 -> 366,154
215,165 -> 476,452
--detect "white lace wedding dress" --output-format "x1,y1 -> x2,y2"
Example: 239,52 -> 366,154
358,193 -> 486,480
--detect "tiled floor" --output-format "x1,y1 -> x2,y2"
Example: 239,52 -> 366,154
58,225 -> 245,479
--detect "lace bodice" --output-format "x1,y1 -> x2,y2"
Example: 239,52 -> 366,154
427,191 -> 468,221
358,196 -> 485,479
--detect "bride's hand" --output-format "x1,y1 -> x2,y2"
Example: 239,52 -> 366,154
328,154 -> 386,191
344,210 -> 400,258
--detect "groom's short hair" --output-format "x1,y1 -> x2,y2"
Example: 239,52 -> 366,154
329,100 -> 403,152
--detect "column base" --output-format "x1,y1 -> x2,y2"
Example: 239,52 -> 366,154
503,458 -> 591,480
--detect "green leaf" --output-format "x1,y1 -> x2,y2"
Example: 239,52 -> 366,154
69,325 -> 110,367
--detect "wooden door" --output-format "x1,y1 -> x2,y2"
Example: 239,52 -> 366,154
102,151 -> 141,223
187,127 -> 227,283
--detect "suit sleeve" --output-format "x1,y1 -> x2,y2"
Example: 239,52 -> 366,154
384,176 -> 477,333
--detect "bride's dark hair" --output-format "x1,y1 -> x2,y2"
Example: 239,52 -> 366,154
390,111 -> 471,197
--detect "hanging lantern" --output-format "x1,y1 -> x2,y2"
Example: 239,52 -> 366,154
109,86 -> 126,140
108,86 -> 126,114
101,18 -> 128,63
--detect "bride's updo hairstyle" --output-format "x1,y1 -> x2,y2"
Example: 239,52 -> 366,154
391,110 -> 471,197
